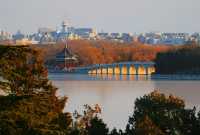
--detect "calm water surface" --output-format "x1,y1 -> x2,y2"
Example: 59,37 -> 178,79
49,74 -> 200,130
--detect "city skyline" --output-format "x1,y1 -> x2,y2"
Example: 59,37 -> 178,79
0,0 -> 200,34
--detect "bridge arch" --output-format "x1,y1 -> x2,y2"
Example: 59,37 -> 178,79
101,68 -> 107,74
121,65 -> 128,75
91,69 -> 97,74
147,66 -> 155,75
129,65 -> 137,75
97,68 -> 102,74
138,66 -> 147,75
107,67 -> 113,74
114,66 -> 120,74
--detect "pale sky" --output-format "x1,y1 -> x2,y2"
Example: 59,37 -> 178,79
0,0 -> 200,34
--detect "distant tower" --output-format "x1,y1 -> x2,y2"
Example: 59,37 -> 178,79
61,20 -> 69,33
64,43 -> 68,69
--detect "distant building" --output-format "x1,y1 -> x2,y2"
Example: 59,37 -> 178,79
121,33 -> 133,43
138,35 -> 146,43
191,33 -> 200,45
0,30 -> 13,45
38,27 -> 55,34
55,44 -> 78,70
160,33 -> 189,45
97,33 -> 109,40
15,38 -> 33,45
0,30 -> 12,41
12,30 -> 25,41
4,20 -> 200,45
137,32 -> 190,45
74,28 -> 97,39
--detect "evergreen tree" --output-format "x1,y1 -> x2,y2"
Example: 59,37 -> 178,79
0,46 -> 50,95
0,46 -> 72,135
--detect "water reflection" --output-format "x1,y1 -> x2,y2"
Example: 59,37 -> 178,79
90,74 -> 152,81
49,73 -> 151,81
53,80 -> 155,130
50,74 -> 200,130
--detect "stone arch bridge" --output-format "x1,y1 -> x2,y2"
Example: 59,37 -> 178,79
74,62 -> 155,75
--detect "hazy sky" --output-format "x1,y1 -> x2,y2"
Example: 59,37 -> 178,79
0,0 -> 199,34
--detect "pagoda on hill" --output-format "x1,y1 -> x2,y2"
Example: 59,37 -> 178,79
55,44 -> 78,71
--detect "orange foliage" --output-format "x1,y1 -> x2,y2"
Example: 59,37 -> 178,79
68,40 -> 171,65
136,115 -> 165,135
32,40 -> 172,66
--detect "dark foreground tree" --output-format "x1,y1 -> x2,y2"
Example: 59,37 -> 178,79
126,91 -> 200,135
0,91 -> 71,135
0,46 -> 50,95
87,116 -> 109,135
0,46 -> 72,135
110,128 -> 124,135
70,104 -> 108,135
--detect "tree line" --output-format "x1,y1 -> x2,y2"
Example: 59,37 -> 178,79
155,45 -> 200,74
0,46 -> 200,135
33,40 -> 170,66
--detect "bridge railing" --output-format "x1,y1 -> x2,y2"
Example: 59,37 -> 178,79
74,61 -> 155,69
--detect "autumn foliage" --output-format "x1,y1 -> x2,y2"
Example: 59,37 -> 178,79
33,40 -> 171,66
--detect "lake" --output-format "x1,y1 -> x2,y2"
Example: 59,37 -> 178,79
49,74 -> 200,130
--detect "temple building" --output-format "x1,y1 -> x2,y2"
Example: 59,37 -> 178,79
55,44 -> 78,70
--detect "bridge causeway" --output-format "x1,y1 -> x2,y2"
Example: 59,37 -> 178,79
74,61 -> 155,75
